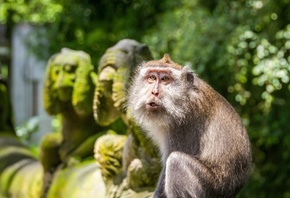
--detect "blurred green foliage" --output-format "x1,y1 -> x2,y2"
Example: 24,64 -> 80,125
1,0 -> 290,196
15,116 -> 39,141
0,0 -> 62,23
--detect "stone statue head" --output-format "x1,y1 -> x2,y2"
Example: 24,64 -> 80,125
93,39 -> 153,126
43,48 -> 96,117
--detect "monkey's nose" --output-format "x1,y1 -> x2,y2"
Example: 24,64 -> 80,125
152,89 -> 159,96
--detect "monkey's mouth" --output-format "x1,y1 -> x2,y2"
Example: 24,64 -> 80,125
146,101 -> 160,110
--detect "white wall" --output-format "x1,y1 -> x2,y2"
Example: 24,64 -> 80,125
11,23 -> 52,144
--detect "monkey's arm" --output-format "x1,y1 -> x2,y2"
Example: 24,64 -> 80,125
164,151 -> 218,198
154,168 -> 166,198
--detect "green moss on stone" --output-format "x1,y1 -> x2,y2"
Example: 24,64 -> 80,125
0,146 -> 35,172
0,136 -> 25,149
42,48 -> 105,160
0,159 -> 43,198
43,48 -> 96,117
94,39 -> 153,126
47,160 -> 106,198
39,133 -> 62,170
94,134 -> 127,179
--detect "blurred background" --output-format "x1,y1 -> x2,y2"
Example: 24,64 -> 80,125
0,0 -> 290,196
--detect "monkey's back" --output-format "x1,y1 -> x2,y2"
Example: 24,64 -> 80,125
196,81 -> 252,194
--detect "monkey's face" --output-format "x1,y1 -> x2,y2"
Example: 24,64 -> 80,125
128,65 -> 192,128
143,69 -> 174,111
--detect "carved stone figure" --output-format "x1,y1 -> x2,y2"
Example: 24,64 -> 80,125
93,39 -> 161,197
43,48 -> 104,161
41,48 -> 110,197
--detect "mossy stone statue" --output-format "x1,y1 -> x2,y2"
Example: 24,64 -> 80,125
94,134 -> 127,180
93,39 -> 161,197
42,48 -> 105,161
0,159 -> 43,198
93,39 -> 153,126
46,160 -> 106,198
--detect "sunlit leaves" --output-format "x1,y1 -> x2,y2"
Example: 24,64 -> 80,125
228,25 -> 290,112
0,0 -> 63,24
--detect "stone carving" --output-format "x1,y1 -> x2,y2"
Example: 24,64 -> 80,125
41,48 -> 107,197
93,39 -> 161,197
42,48 -> 105,161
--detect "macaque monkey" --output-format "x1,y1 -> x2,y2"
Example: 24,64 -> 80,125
127,54 -> 252,198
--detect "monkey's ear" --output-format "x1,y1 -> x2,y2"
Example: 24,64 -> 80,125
186,71 -> 194,84
181,66 -> 194,84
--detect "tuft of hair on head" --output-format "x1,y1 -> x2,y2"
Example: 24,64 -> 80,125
144,54 -> 183,70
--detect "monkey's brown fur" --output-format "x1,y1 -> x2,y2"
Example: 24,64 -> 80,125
144,54 -> 183,69
128,54 -> 252,198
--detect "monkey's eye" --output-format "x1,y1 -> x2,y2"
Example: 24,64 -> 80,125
160,74 -> 171,84
161,76 -> 170,81
148,74 -> 157,83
